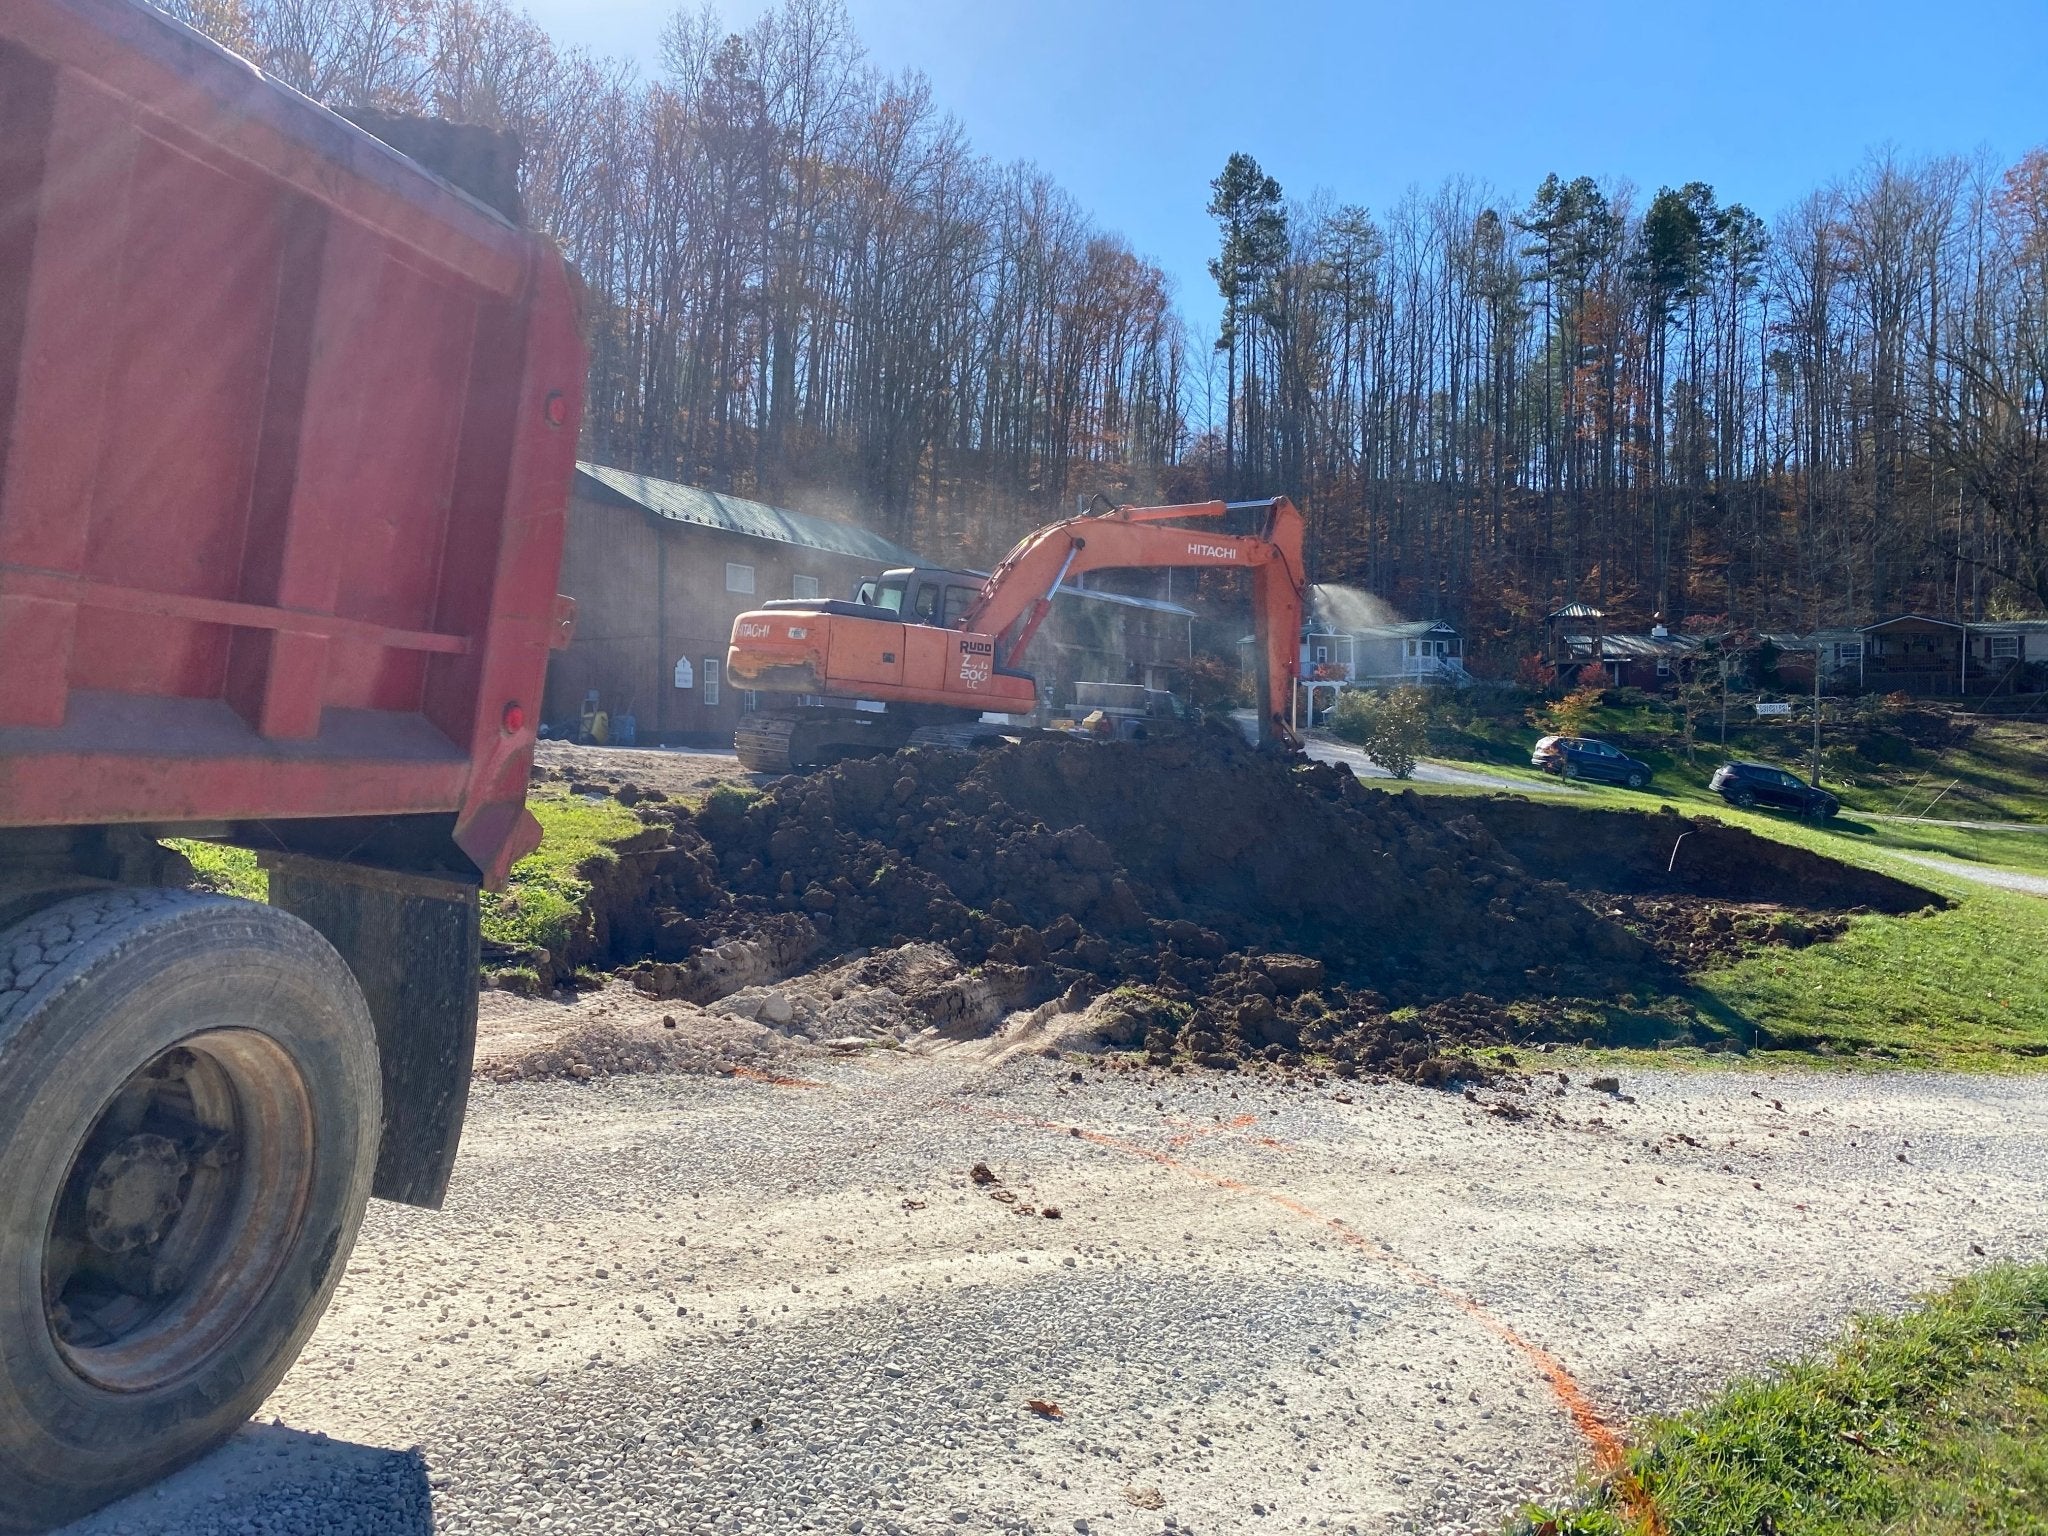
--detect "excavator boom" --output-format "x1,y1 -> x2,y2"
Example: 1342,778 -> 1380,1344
727,496 -> 1307,770
964,498 -> 1306,743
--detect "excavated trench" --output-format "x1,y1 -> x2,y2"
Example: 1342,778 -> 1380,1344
520,727 -> 1943,1083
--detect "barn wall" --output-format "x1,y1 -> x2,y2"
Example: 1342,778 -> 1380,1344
542,490 -> 894,744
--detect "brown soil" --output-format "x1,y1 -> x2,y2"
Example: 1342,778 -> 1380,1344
1427,797 -> 1941,979
530,740 -> 756,802
1441,797 -> 1935,912
511,725 -> 1943,1084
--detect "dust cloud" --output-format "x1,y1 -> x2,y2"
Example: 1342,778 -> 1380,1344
1310,583 -> 1400,632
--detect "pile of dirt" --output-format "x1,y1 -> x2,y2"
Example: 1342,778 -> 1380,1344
1433,796 -> 1941,973
1445,798 -> 1936,912
556,730 -> 1658,1082
524,727 -> 1940,1081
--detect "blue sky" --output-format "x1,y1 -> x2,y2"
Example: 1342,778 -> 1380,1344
522,0 -> 2047,337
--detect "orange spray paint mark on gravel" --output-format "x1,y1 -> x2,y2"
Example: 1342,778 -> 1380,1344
1163,1112 -> 1259,1148
990,1105 -> 1663,1533
724,1065 -> 826,1089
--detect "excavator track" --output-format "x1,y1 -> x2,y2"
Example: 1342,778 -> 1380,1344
906,721 -> 1008,752
734,709 -> 1006,774
733,709 -> 921,774
732,713 -> 804,774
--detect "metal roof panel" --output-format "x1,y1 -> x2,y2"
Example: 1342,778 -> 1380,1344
576,463 -> 919,565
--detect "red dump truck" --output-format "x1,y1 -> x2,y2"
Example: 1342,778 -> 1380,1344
0,1 -> 584,1526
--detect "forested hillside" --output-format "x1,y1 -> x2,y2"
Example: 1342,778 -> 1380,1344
158,0 -> 2048,651
1195,149 -> 2048,646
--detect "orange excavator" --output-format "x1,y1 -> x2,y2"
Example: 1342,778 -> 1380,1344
727,496 -> 1307,772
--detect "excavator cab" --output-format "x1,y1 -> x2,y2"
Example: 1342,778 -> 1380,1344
854,568 -> 985,628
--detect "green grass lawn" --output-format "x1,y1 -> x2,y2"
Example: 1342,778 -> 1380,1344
1490,769 -> 2048,880
1366,719 -> 2048,1071
171,839 -> 266,901
1517,1264 -> 2048,1536
479,787 -> 645,960
173,788 -> 647,983
1426,701 -> 2048,828
1555,799 -> 2048,1071
1691,885 -> 2048,1069
174,791 -> 648,941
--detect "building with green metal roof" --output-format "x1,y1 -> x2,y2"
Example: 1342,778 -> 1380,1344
544,464 -> 922,744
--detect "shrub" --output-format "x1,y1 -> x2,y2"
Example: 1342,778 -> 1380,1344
1328,688 -> 1374,744
1183,652 -> 1247,711
1331,686 -> 1428,778
1535,682 -> 1605,738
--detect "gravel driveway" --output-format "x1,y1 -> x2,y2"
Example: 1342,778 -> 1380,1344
1890,851 -> 2048,898
1301,739 -> 1582,796
64,1054 -> 2048,1536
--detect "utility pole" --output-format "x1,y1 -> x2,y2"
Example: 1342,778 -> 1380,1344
1810,640 -> 1823,787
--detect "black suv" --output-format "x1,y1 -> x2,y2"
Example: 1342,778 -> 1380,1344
1710,761 -> 1839,819
1530,734 -> 1654,788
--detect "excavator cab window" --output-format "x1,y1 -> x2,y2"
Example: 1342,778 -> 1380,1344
870,578 -> 906,614
942,586 -> 976,629
910,583 -> 942,625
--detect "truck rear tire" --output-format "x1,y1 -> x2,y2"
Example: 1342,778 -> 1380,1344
0,890 -> 380,1533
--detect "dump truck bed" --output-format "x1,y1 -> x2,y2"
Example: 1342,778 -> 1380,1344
0,0 -> 583,883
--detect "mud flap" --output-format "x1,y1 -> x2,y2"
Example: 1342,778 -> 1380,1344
263,855 -> 480,1210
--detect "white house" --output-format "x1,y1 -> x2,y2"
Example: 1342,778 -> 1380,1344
1302,619 -> 1469,687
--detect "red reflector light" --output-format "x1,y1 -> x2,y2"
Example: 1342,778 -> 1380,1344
502,702 -> 525,733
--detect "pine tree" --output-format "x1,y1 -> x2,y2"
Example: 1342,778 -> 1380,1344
1207,153 -> 1287,487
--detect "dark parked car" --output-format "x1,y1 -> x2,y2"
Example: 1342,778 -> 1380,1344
1710,760 -> 1839,819
1530,734 -> 1654,788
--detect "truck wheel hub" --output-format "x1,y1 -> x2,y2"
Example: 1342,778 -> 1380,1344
42,1031 -> 313,1391
85,1135 -> 188,1254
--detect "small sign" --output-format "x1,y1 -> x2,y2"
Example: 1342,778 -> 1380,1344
956,636 -> 993,688
672,657 -> 694,689
1754,701 -> 1793,717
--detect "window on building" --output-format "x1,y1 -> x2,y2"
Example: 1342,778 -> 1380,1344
1990,634 -> 2020,660
1837,642 -> 1864,665
725,563 -> 754,595
1314,645 -> 1329,664
791,573 -> 821,600
1655,657 -> 1672,677
702,658 -> 720,707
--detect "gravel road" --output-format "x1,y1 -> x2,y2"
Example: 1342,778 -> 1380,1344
1302,739 -> 1581,796
65,1049 -> 2048,1536
1891,851 -> 2048,898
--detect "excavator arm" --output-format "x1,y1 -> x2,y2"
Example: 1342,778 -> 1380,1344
965,497 -> 1308,746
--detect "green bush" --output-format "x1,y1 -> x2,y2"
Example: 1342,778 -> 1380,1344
1330,686 -> 1428,778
